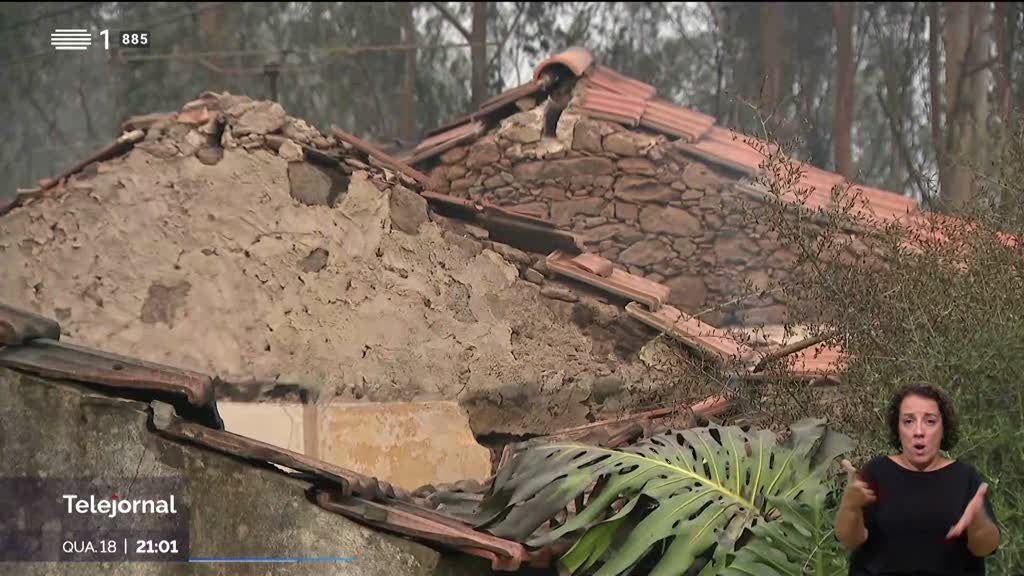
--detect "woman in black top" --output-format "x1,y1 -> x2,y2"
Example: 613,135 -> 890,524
835,383 -> 1000,575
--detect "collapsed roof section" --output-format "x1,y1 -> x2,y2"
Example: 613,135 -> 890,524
405,47 -> 919,224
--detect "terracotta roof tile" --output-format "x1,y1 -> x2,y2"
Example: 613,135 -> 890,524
683,126 -> 767,176
317,491 -> 528,571
796,163 -> 846,210
404,120 -> 486,165
0,338 -> 214,406
0,303 -> 61,346
547,251 -> 670,310
786,344 -> 845,377
587,65 -> 657,100
331,126 -> 431,187
480,207 -> 581,254
640,99 -> 716,142
152,402 -> 394,500
571,253 -> 614,277
578,87 -> 647,127
533,46 -> 595,81
847,183 -> 919,222
476,79 -> 546,118
624,302 -> 756,363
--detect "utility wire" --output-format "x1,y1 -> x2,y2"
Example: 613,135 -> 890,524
0,2 -> 103,32
0,2 -> 229,70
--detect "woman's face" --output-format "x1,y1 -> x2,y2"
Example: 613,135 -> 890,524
898,394 -> 944,468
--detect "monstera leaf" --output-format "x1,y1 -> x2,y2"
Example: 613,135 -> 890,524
475,418 -> 852,576
721,491 -> 847,576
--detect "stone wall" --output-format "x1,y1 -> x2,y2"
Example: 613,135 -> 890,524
425,101 -> 796,326
0,368 -> 488,576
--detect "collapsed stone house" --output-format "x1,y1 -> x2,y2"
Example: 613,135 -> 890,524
405,47 -> 920,328
0,71 -> 856,573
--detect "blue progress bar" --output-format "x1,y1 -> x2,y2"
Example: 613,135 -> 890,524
189,557 -> 355,563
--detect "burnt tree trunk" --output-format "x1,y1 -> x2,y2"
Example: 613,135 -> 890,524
470,2 -> 489,107
833,2 -> 855,178
400,2 -> 418,144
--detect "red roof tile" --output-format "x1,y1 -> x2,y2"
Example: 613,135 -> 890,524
547,251 -> 670,310
578,87 -> 647,127
152,402 -> 395,500
404,120 -> 486,165
0,302 -> 61,346
640,99 -> 715,142
684,126 -> 768,175
476,79 -> 546,118
624,303 -> 756,363
0,338 -> 214,406
331,126 -> 431,187
587,65 -> 657,100
533,46 -> 595,81
571,253 -> 614,278
786,344 -> 845,377
797,163 -> 845,210
847,183 -> 919,222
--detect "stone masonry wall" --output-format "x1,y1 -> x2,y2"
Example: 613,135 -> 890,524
425,100 -> 796,327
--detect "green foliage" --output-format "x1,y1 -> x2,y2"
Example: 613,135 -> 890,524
721,492 -> 847,576
475,419 -> 853,576
742,112 -> 1024,575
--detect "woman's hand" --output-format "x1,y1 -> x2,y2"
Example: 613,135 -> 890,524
841,459 -> 877,509
946,483 -> 987,539
835,459 -> 875,549
946,482 -> 999,556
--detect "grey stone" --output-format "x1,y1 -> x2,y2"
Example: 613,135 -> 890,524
540,187 -> 566,200
617,157 -> 657,175
638,206 -> 703,237
137,140 -> 180,160
278,138 -> 305,162
195,146 -> 224,166
683,163 -> 719,190
231,101 -> 286,136
672,238 -> 697,258
466,141 -> 501,168
737,305 -> 788,326
715,234 -> 756,265
583,223 -> 632,243
550,198 -> 605,226
491,243 -> 532,266
513,157 -> 615,181
665,275 -> 707,311
603,131 -> 644,156
572,119 -> 604,153
288,162 -> 347,207
614,176 -> 675,203
440,146 -> 468,165
282,117 -> 317,144
300,247 -> 330,273
679,188 -> 704,201
541,286 -> 579,302
523,268 -> 545,284
619,239 -> 672,267
390,186 -> 429,234
497,107 -> 544,143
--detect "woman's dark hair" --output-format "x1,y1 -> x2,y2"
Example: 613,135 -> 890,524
887,383 -> 959,451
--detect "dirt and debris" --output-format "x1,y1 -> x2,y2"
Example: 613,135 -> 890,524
0,92 -> 719,436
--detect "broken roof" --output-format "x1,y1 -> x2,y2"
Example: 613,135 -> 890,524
405,47 -> 919,223
0,298 -> 809,571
